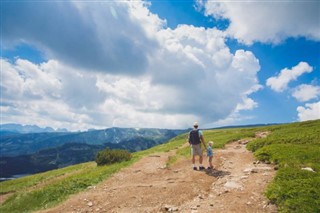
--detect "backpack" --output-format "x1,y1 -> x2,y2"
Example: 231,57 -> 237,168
189,129 -> 201,145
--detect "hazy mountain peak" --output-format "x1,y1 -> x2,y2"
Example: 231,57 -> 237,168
0,123 -> 68,133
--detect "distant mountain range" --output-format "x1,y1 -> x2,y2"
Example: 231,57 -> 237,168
0,122 -> 279,179
0,123 -> 68,134
0,126 -> 186,156
0,124 -> 187,178
0,137 -> 168,178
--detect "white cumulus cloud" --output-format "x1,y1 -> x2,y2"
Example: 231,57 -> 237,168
266,62 -> 313,92
297,102 -> 320,121
0,59 -> 107,131
235,97 -> 258,112
292,84 -> 320,102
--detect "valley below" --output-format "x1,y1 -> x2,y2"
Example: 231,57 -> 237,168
0,127 -> 187,179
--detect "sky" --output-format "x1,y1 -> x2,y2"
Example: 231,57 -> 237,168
1,0 -> 319,131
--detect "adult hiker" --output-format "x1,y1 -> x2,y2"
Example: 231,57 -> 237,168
188,122 -> 206,170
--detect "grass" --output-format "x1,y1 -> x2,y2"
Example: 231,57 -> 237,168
1,161 -> 130,212
0,162 -> 95,195
203,127 -> 258,148
265,168 -> 320,213
247,119 -> 320,213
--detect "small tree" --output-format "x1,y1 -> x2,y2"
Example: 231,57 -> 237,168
95,148 -> 131,166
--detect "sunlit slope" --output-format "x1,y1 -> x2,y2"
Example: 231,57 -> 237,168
247,119 -> 320,212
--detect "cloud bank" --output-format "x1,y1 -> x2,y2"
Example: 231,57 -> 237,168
197,0 -> 320,123
1,1 -> 263,130
4,1 -> 317,130
2,1 -> 159,75
199,0 -> 320,44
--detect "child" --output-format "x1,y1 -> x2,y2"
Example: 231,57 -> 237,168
207,141 -> 214,169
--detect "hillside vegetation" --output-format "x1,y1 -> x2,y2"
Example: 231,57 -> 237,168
0,120 -> 319,212
247,119 -> 320,212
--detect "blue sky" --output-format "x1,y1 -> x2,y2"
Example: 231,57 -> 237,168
1,0 -> 319,131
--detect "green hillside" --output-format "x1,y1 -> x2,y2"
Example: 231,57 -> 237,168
247,120 -> 320,212
0,120 -> 319,212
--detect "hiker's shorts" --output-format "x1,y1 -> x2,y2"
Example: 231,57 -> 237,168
191,144 -> 203,156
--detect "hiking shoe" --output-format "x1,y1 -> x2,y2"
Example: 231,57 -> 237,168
193,167 -> 198,171
207,167 -> 212,170
199,166 -> 205,170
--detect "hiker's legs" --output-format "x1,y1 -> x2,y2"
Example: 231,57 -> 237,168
191,146 -> 196,167
199,156 -> 203,164
191,144 -> 204,169
196,144 -> 204,169
197,144 -> 203,165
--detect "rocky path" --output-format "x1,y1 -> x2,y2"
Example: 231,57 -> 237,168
39,136 -> 277,213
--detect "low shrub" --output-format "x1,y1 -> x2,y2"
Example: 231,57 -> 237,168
95,148 -> 132,166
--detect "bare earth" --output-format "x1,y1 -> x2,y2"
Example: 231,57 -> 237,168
39,137 -> 277,213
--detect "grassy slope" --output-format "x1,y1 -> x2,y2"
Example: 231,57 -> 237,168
247,119 -> 320,213
1,120 -> 319,212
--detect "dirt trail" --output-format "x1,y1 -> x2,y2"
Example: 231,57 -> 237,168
39,135 -> 277,213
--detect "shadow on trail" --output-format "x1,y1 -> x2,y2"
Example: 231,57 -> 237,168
204,169 -> 230,178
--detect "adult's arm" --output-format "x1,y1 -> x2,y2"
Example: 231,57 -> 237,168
200,134 -> 206,148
